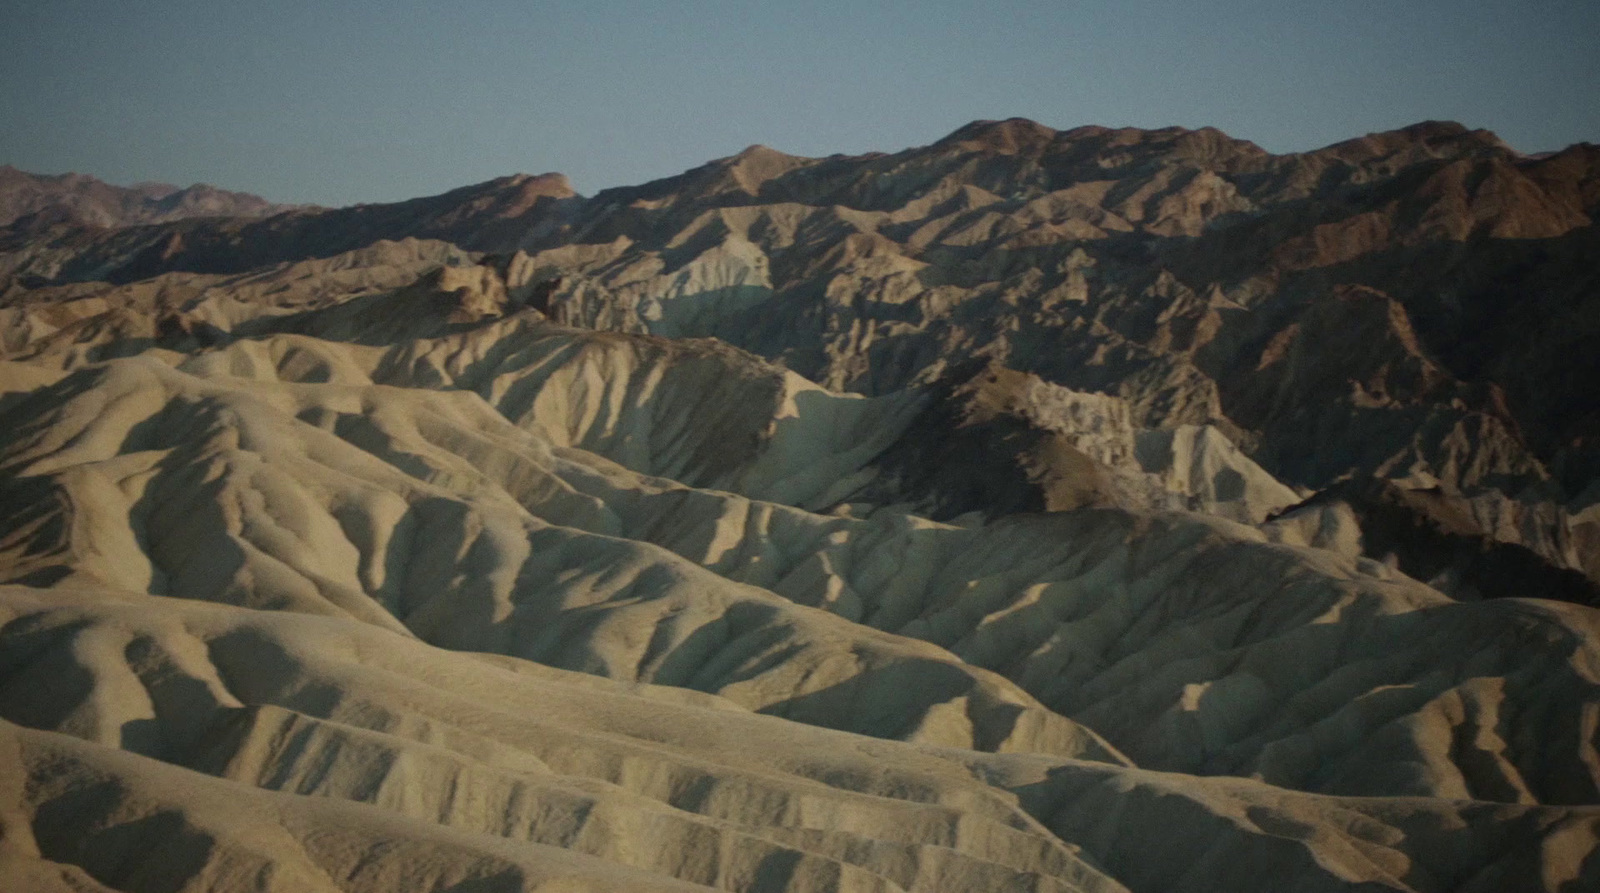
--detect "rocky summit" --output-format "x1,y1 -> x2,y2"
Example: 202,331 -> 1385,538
1,119 -> 1598,892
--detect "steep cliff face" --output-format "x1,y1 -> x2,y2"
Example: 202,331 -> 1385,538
1,121 -> 1599,892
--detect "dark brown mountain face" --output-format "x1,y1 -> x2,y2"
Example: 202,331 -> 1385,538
2,121 -> 1600,892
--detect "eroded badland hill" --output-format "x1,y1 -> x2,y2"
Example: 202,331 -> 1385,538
1,119 -> 1598,892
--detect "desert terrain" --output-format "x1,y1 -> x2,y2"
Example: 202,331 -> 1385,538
1,119 -> 1597,891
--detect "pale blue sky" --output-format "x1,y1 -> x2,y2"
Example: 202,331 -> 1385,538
2,1 -> 1595,205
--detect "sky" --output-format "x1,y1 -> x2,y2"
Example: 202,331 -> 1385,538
2,0 -> 1596,207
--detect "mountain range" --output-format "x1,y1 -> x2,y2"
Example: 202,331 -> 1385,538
1,119 -> 1597,892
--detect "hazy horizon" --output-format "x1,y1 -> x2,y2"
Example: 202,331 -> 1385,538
3,0 -> 1596,206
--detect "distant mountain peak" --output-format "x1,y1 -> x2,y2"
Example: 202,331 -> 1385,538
1397,119 -> 1473,139
731,143 -> 785,158
0,166 -> 288,229
1317,120 -> 1516,164
939,117 -> 1059,154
